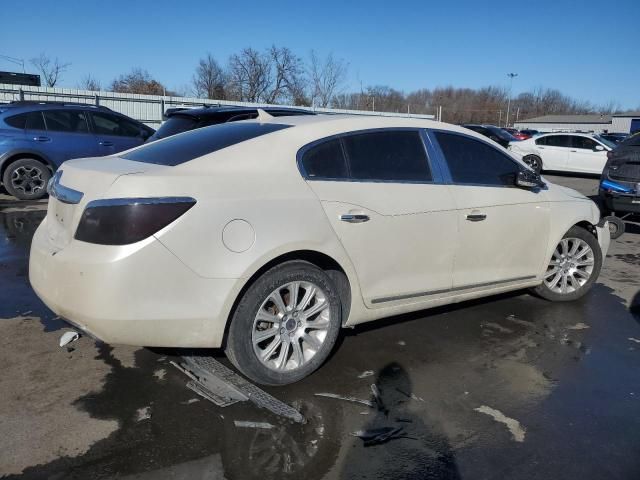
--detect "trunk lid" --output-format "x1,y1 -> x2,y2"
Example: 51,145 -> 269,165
46,156 -> 163,249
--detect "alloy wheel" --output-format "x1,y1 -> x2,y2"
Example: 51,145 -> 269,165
11,165 -> 46,196
543,237 -> 594,294
252,281 -> 331,372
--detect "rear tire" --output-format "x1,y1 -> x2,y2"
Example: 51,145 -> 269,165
225,261 -> 342,386
533,226 -> 602,302
2,158 -> 50,200
522,155 -> 542,174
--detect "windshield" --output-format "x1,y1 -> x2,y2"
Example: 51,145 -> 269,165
489,126 -> 517,141
149,115 -> 198,141
594,135 -> 617,150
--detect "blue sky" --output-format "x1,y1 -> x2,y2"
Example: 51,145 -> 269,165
2,0 -> 638,108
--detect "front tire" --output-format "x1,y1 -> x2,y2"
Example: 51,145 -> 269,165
2,158 -> 50,200
225,261 -> 342,386
533,226 -> 602,302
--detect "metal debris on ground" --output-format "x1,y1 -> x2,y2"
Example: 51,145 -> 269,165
358,370 -> 374,378
567,323 -> 590,330
370,384 -> 387,414
135,406 -> 152,422
234,420 -> 275,429
628,337 -> 640,344
59,331 -> 79,348
172,355 -> 304,423
351,426 -> 412,446
314,393 -> 375,408
395,387 -> 425,402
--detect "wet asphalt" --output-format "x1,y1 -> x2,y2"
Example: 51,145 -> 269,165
0,175 -> 639,479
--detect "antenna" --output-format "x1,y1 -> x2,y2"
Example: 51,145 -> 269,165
257,108 -> 274,122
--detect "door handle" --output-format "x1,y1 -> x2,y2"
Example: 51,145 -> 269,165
570,150 -> 577,152
340,214 -> 370,223
99,141 -> 114,147
466,213 -> 487,222
33,136 -> 50,142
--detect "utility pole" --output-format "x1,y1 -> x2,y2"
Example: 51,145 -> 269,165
506,72 -> 518,127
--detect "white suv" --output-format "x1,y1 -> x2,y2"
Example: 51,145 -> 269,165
509,132 -> 616,174
30,114 -> 610,385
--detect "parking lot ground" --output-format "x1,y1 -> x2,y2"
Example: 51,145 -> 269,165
1,175 -> 639,480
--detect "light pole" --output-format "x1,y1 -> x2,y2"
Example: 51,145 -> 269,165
506,73 -> 518,127
0,54 -> 26,73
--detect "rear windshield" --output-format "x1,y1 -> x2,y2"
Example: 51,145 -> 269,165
150,115 -> 199,140
123,122 -> 291,166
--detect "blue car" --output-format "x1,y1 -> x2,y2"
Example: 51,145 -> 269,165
0,102 -> 154,200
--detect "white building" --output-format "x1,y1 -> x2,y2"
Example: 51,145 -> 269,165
514,112 -> 640,134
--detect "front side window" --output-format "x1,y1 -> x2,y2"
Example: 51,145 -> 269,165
571,136 -> 598,150
43,110 -> 89,133
92,112 -> 141,137
301,139 -> 348,179
435,131 -> 521,186
342,130 -> 432,182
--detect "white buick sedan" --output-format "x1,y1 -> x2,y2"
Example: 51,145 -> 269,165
509,132 -> 616,174
30,114 -> 610,385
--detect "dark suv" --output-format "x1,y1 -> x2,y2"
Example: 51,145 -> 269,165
148,105 -> 314,142
0,102 -> 154,200
461,124 -> 519,148
599,132 -> 640,236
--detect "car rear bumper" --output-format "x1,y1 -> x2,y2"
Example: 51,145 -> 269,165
29,218 -> 238,348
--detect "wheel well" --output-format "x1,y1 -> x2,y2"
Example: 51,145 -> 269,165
1,153 -> 52,181
221,250 -> 352,349
574,220 -> 597,237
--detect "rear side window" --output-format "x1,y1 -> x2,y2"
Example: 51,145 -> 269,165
43,110 -> 89,133
537,135 -> 571,147
435,132 -> 520,186
5,112 -> 45,130
92,112 -> 142,137
123,122 -> 291,166
343,130 -> 431,181
301,139 -> 348,179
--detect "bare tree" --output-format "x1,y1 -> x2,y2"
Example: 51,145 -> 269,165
78,74 -> 101,91
308,51 -> 348,108
110,68 -> 168,95
193,54 -> 226,99
30,53 -> 70,87
265,46 -> 305,104
227,48 -> 271,102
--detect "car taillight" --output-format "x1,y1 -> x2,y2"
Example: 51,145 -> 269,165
75,197 -> 196,245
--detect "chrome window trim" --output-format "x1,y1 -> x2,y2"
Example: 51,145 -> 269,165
47,170 -> 84,205
84,197 -> 197,209
297,127 -> 444,185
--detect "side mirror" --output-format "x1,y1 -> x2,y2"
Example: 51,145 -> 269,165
594,145 -> 605,151
138,128 -> 150,140
515,170 -> 545,189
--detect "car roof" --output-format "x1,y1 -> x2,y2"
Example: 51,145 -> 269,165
0,101 -> 112,115
165,105 -> 315,120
